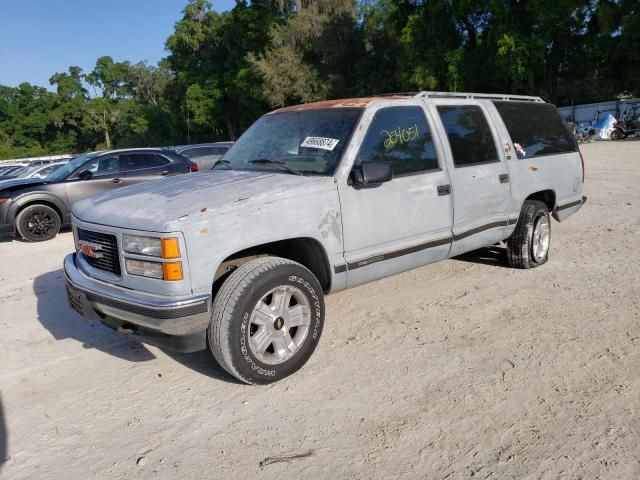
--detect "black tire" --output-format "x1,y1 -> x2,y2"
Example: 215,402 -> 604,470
15,204 -> 61,242
208,257 -> 325,385
507,200 -> 551,269
611,128 -> 625,141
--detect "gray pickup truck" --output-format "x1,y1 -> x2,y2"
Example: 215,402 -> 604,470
64,92 -> 585,384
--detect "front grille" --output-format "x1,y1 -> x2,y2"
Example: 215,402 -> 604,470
77,227 -> 121,275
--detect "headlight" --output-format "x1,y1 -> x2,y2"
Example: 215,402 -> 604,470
123,235 -> 162,257
122,235 -> 180,258
125,259 -> 183,281
125,259 -> 164,279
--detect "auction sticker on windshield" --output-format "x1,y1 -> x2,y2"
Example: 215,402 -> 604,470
300,137 -> 339,151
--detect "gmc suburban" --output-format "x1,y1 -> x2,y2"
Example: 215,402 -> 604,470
64,92 -> 586,384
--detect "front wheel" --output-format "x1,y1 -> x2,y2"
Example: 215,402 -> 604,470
208,257 -> 325,384
16,204 -> 61,242
507,200 -> 551,269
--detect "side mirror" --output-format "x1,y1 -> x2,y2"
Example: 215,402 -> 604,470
350,161 -> 393,188
78,170 -> 93,181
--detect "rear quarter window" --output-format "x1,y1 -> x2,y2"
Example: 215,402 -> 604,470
493,102 -> 577,159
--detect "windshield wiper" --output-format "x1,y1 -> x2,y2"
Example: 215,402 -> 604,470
213,159 -> 232,170
249,158 -> 303,176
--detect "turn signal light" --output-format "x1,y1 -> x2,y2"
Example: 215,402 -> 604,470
163,262 -> 183,281
161,238 -> 180,259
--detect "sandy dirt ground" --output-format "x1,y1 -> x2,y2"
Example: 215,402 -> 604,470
0,140 -> 639,479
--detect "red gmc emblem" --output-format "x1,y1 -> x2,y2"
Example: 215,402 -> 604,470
78,240 -> 104,259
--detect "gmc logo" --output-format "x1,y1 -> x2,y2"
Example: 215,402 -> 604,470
78,240 -> 104,259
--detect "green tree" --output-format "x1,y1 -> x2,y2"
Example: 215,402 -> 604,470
165,0 -> 278,140
84,56 -> 132,149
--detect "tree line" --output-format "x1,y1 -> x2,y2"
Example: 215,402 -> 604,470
1,0 -> 638,160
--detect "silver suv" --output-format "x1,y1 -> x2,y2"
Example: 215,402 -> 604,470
64,92 -> 585,384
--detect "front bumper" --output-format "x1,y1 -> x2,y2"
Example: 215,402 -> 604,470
0,223 -> 12,235
0,199 -> 13,234
64,253 -> 210,352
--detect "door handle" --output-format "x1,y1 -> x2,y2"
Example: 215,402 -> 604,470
437,184 -> 451,196
159,171 -> 169,176
111,178 -> 123,184
499,174 -> 510,183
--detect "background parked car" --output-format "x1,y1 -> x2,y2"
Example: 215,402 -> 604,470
173,142 -> 233,170
0,161 -> 69,181
0,148 -> 197,242
0,164 -> 30,177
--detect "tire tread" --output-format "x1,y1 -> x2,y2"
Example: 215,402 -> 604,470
209,256 -> 308,384
507,200 -> 549,269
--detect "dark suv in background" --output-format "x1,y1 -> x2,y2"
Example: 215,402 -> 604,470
174,142 -> 233,170
0,148 -> 196,242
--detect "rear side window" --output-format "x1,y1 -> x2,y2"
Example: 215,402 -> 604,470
182,147 -> 217,158
355,106 -> 439,176
213,146 -> 228,155
493,102 -> 577,159
121,154 -> 170,171
437,105 -> 499,167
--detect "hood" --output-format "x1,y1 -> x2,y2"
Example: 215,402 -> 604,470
0,177 -> 49,193
72,170 -> 334,231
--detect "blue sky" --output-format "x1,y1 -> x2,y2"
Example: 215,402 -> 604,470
0,0 -> 236,89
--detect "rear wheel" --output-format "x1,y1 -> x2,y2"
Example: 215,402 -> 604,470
208,257 -> 325,384
507,200 -> 551,269
610,128 -> 625,140
16,204 -> 61,242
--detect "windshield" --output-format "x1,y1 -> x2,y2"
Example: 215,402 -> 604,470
46,154 -> 97,181
222,108 -> 363,175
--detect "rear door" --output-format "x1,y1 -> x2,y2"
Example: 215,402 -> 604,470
121,153 -> 176,186
65,154 -> 125,205
431,100 -> 511,256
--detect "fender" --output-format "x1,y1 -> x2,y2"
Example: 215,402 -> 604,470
9,193 -> 70,224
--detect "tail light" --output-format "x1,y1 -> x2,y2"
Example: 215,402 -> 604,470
579,150 -> 585,183
190,162 -> 199,172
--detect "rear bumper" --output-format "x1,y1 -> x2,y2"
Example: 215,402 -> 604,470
552,196 -> 587,222
64,253 -> 210,352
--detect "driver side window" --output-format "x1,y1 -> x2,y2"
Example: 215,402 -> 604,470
355,106 -> 440,176
82,156 -> 120,177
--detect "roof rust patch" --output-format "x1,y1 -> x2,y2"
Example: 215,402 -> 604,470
269,96 -> 411,114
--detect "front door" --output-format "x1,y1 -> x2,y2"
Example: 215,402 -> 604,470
338,104 -> 453,288
65,154 -> 125,205
431,101 -> 511,256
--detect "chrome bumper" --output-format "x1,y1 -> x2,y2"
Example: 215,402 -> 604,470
64,253 -> 210,352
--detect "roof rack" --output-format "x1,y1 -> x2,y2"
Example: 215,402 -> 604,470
415,91 -> 544,103
376,92 -> 419,97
